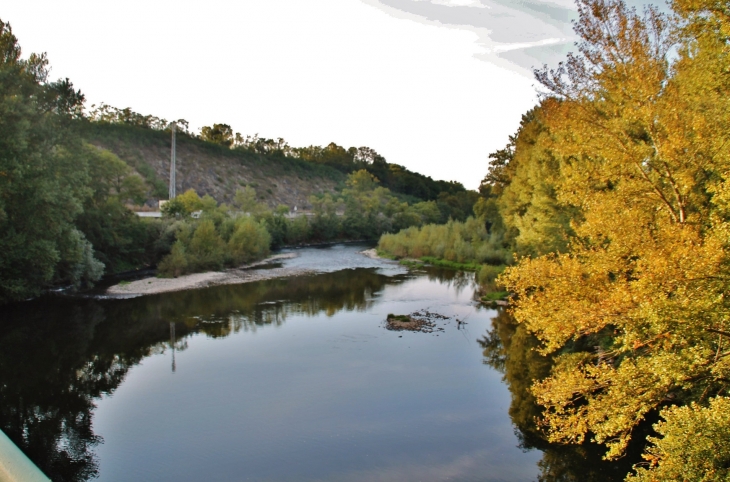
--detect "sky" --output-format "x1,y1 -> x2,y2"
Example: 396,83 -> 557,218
2,0 -> 586,189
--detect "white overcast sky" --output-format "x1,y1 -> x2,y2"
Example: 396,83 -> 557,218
2,0 -> 613,189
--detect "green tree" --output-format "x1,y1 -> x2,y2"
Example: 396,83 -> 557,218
286,215 -> 309,244
74,143 -> 156,272
309,193 -> 340,240
228,217 -> 271,265
187,219 -> 225,270
259,205 -> 290,249
341,170 -> 399,239
0,19 -> 103,302
157,241 -> 188,277
234,186 -> 266,215
161,197 -> 188,218
177,189 -> 204,213
200,123 -> 234,147
120,174 -> 147,205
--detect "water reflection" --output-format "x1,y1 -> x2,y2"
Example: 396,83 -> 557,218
479,309 -> 644,482
0,267 -> 401,481
422,267 -> 476,297
0,250 -> 643,482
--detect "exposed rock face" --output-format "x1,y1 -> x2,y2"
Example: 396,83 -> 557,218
87,127 -> 344,209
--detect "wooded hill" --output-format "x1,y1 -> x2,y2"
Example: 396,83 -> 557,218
0,16 -> 477,304
79,121 -> 344,210
77,109 -> 472,213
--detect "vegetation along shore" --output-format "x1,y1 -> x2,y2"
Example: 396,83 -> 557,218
2,0 -> 730,478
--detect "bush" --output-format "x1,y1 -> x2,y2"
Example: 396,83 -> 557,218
228,217 -> 271,265
158,241 -> 188,277
286,216 -> 310,245
187,219 -> 226,271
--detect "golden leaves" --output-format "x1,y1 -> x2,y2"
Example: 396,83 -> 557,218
495,0 -> 730,466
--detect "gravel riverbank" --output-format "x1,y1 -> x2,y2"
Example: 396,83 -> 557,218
105,249 -> 385,297
105,253 -> 317,297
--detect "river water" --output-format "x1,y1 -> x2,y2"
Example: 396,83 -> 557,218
0,244 -> 630,481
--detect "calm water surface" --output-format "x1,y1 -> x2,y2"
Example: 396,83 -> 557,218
0,245 -> 628,481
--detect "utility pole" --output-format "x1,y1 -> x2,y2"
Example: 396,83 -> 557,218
169,122 -> 177,199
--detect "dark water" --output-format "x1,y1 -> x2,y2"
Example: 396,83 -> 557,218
0,245 -> 632,481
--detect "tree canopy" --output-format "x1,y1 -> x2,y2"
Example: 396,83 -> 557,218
488,0 -> 730,477
0,20 -> 103,302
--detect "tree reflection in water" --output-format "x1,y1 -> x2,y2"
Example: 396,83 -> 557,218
478,309 -> 645,482
0,268 -> 399,482
1,266 -> 651,482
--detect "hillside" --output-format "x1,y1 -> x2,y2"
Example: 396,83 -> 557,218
79,122 -> 346,209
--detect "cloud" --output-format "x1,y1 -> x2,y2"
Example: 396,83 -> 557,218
359,0 -> 578,74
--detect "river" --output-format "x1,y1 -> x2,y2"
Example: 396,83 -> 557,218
0,244 -> 632,481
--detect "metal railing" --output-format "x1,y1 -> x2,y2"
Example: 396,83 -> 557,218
0,429 -> 50,482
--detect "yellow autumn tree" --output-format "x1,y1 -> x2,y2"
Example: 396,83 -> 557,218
499,0 -> 730,470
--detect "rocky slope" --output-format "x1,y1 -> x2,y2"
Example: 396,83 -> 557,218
80,122 -> 345,209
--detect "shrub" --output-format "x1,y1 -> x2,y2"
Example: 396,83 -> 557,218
158,241 -> 188,277
228,217 -> 271,265
187,219 -> 226,271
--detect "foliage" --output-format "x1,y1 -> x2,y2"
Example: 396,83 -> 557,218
186,219 -> 226,271
160,197 -> 188,218
478,310 -> 644,481
398,259 -> 425,269
378,217 -> 512,266
227,216 -> 271,265
235,133 -> 294,157
419,256 -> 482,272
341,170 -> 397,239
86,102 -> 189,133
200,123 -> 234,147
155,171 -> 450,277
308,193 -> 341,241
480,291 -> 508,302
0,17 -> 470,302
490,0 -> 730,475
233,185 -> 267,216
157,216 -> 226,276
259,208 -> 289,249
286,214 -> 310,245
208,130 -> 473,207
627,397 -> 730,481
495,102 -> 574,257
155,189 -> 278,276
0,19 -> 104,302
73,143 -> 159,272
156,241 -> 188,277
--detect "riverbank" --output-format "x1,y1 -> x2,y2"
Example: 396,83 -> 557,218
105,248 -> 387,297
359,248 -> 381,259
105,253 -> 314,297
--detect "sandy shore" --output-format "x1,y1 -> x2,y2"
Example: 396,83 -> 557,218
359,248 -> 381,259
106,253 -> 316,297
